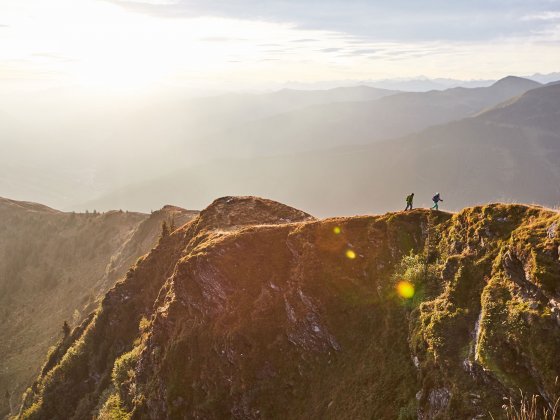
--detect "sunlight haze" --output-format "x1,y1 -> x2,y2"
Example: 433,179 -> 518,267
1,0 -> 560,93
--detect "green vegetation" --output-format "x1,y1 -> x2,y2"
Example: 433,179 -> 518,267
97,393 -> 131,420
62,321 -> 71,338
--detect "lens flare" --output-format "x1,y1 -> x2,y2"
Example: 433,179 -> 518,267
397,281 -> 415,299
333,226 -> 341,235
345,249 -> 356,259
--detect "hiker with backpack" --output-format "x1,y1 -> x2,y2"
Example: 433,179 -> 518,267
405,193 -> 414,211
431,193 -> 443,210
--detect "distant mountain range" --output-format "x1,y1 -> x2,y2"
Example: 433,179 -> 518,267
192,76 -> 541,159
80,78 -> 560,216
270,71 -> 560,91
1,74 -> 558,215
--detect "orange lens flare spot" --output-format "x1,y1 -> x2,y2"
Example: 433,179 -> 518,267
345,249 -> 356,259
333,226 -> 341,235
397,281 -> 415,299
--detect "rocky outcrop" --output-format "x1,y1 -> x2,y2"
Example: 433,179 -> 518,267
18,199 -> 560,419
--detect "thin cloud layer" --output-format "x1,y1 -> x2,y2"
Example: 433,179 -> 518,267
1,0 -> 559,93
106,0 -> 560,42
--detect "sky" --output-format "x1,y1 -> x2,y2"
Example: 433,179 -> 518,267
0,0 -> 559,93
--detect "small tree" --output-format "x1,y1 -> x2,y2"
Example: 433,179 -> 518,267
161,220 -> 169,238
169,216 -> 176,233
62,320 -> 71,337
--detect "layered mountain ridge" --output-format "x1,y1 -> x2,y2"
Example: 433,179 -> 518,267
18,196 -> 560,419
195,76 -> 541,159
81,80 -> 560,217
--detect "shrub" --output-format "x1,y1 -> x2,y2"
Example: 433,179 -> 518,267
112,346 -> 141,390
97,393 -> 131,420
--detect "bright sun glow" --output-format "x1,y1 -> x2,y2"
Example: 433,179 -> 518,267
2,0 -> 560,92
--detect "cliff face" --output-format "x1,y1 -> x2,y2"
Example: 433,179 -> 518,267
19,197 -> 560,419
0,198 -> 197,418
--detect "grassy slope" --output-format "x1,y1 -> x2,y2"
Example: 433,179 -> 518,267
0,198 -> 196,419
18,198 -> 560,419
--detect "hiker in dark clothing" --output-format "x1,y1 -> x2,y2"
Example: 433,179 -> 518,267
431,193 -> 443,210
405,193 -> 414,211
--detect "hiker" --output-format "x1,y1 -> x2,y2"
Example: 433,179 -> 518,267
405,193 -> 414,211
431,193 -> 443,210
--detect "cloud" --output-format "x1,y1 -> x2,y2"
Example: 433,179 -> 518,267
105,0 -> 560,42
31,53 -> 77,62
199,36 -> 246,42
348,48 -> 378,56
522,11 -> 560,21
318,47 -> 342,53
291,39 -> 319,43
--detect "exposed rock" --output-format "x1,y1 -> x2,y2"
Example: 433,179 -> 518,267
547,222 -> 558,239
424,387 -> 451,418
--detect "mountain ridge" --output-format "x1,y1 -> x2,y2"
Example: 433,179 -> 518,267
18,196 -> 560,419
190,75 -> 541,160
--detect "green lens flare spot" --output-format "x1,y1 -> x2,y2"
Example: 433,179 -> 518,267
397,281 -> 415,299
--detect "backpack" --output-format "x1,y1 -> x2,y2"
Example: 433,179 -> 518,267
432,195 -> 439,202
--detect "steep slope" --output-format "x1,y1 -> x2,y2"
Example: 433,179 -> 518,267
83,82 -> 560,216
0,198 -> 197,418
194,76 -> 541,158
20,197 -> 560,419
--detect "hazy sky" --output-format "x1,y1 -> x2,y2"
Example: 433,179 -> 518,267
1,0 -> 559,92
